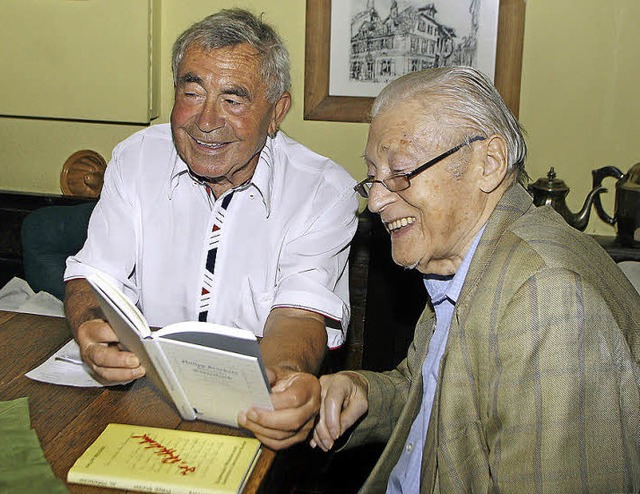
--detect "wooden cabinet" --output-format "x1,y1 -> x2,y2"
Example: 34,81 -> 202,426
0,0 -> 160,123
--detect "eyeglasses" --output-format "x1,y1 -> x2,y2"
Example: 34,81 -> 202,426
354,135 -> 486,198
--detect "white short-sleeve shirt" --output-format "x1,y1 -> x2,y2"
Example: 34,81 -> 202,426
64,124 -> 358,348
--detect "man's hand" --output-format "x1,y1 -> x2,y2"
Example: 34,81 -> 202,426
238,307 -> 327,449
65,278 -> 145,383
310,371 -> 369,452
237,367 -> 321,450
76,318 -> 145,382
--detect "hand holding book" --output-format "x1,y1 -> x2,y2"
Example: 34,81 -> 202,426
86,272 -> 273,428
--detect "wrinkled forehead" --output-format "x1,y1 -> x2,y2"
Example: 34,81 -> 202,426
178,42 -> 263,72
365,102 -> 447,163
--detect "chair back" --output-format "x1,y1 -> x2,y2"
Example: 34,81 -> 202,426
21,202 -> 96,300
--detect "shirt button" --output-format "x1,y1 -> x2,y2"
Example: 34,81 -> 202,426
406,442 -> 414,453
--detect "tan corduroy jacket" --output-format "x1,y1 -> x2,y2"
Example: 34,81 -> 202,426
349,184 -> 640,494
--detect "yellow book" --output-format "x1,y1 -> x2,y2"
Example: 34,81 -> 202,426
67,423 -> 262,494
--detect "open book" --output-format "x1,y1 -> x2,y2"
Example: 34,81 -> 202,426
68,423 -> 261,494
86,272 -> 273,427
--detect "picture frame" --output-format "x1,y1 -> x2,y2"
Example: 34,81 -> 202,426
304,0 -> 526,122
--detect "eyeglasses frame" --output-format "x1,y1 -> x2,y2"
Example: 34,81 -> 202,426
354,135 -> 486,198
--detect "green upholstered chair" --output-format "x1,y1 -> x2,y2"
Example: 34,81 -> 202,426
20,202 -> 96,301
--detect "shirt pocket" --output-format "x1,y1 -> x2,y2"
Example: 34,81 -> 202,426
232,277 -> 273,336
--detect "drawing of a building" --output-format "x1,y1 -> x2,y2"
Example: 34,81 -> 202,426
350,0 -> 478,83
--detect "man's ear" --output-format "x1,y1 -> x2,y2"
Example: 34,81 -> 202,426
478,134 -> 509,193
268,91 -> 292,137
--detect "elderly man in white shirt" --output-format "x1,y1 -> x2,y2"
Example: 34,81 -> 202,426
66,125 -> 355,347
63,9 -> 358,450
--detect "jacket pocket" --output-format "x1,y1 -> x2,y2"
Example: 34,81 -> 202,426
436,420 -> 493,493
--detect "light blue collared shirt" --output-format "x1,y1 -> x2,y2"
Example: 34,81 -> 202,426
386,227 -> 485,493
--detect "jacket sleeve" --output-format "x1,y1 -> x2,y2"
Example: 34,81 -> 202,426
342,306 -> 435,448
483,267 -> 640,493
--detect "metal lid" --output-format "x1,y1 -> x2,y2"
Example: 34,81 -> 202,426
620,162 -> 640,190
530,167 -> 569,193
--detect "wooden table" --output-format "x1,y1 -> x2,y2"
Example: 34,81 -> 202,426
0,311 -> 275,493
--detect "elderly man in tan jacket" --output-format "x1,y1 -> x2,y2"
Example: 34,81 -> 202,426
311,66 -> 640,493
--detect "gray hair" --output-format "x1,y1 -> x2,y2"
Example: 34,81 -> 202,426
371,66 -> 527,182
171,9 -> 290,103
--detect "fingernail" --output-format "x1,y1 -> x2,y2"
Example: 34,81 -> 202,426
126,355 -> 139,367
247,410 -> 258,421
132,366 -> 144,378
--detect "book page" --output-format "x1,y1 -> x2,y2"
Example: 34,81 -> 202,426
68,423 -> 261,494
157,322 -> 267,383
159,338 -> 273,427
157,321 -> 255,341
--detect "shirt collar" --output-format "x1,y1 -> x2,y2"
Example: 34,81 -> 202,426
248,135 -> 275,217
168,147 -> 190,199
423,225 -> 486,305
168,134 -> 276,217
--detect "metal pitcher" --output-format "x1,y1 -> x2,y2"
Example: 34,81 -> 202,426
592,163 -> 640,247
528,167 -> 604,231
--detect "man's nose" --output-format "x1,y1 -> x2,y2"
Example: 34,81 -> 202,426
366,181 -> 395,214
197,98 -> 224,132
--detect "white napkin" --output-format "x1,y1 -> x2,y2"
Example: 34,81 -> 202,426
0,277 -> 64,317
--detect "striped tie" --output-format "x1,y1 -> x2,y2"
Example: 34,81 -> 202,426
198,192 -> 234,322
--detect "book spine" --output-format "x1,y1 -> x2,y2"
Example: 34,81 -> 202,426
67,473 -> 159,492
68,471 -> 228,494
145,338 -> 197,420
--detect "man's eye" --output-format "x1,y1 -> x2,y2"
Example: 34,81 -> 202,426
182,91 -> 203,99
389,169 -> 408,176
225,99 -> 241,106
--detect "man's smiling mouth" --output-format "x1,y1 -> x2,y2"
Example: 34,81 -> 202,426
386,216 -> 416,233
193,137 -> 227,149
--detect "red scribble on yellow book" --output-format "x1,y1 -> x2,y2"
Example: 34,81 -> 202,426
68,423 -> 262,493
131,433 -> 196,475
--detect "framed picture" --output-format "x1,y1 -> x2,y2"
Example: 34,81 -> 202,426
304,0 -> 525,122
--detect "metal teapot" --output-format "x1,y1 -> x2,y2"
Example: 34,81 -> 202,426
528,167 -> 605,231
592,163 -> 640,247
